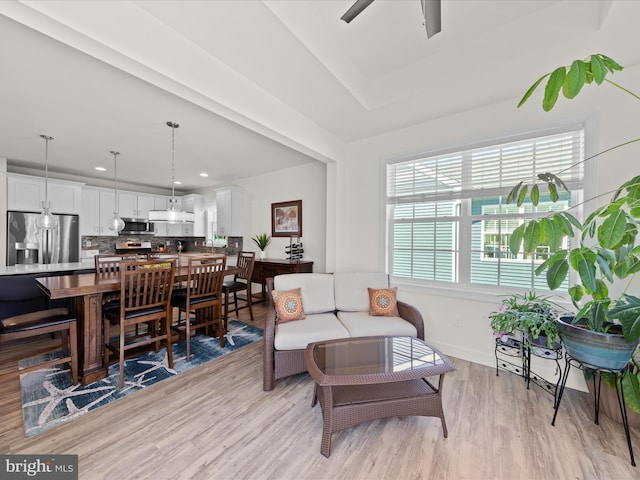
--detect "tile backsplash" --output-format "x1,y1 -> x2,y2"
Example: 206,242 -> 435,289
82,235 -> 243,256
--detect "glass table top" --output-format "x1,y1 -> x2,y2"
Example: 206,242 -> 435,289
311,336 -> 451,377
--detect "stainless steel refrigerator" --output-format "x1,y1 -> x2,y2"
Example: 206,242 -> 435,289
7,211 -> 80,266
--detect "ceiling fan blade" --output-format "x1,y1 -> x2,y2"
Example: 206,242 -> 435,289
341,0 -> 376,23
421,0 -> 441,38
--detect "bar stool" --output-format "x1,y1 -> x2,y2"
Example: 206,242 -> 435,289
103,260 -> 175,388
222,251 -> 255,329
0,308 -> 78,385
171,255 -> 226,360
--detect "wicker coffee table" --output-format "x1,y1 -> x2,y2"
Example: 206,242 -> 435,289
304,336 -> 456,457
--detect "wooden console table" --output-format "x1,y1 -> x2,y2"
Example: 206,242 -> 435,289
251,258 -> 313,299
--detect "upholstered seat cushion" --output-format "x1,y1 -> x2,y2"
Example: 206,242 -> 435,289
222,280 -> 247,290
104,305 -> 166,323
333,272 -> 389,311
336,311 -> 418,338
0,307 -> 73,333
170,290 -> 219,308
274,274 -> 335,314
273,313 -> 349,351
171,287 -> 187,297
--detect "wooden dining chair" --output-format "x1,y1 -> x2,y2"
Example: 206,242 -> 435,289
95,253 -> 149,334
222,251 -> 256,329
0,307 -> 78,385
95,253 -> 151,271
103,260 -> 175,388
171,255 -> 227,360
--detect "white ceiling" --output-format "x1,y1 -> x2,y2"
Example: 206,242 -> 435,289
0,0 -> 638,193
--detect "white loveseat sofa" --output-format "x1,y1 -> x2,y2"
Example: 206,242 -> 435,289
263,272 -> 425,391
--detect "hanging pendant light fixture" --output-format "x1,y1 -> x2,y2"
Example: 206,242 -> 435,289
36,134 -> 58,230
148,121 -> 195,223
107,150 -> 125,232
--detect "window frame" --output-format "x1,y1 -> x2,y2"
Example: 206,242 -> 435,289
382,121 -> 596,299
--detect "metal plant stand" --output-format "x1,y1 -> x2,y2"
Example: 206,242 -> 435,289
495,331 -> 563,404
552,354 -> 636,467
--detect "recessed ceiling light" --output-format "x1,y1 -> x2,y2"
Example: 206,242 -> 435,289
95,166 -> 107,172
173,180 -> 182,185
199,172 -> 209,177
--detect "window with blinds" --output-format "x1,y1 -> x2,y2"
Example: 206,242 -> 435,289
386,128 -> 585,290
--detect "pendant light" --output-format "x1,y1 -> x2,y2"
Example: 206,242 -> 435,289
148,121 -> 195,223
36,134 -> 58,230
107,150 -> 125,232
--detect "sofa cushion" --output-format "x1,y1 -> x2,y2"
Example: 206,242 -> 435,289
334,272 -> 389,311
274,274 -> 335,314
274,313 -> 350,351
336,311 -> 418,338
271,288 -> 305,323
368,287 -> 400,316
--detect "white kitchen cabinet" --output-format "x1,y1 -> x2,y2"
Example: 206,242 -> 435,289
80,188 -> 99,236
152,195 -> 182,211
181,223 -> 194,236
154,222 -> 183,237
117,192 -> 154,219
136,195 -> 155,218
181,193 -> 205,237
215,187 -> 243,237
117,192 -> 137,218
81,187 -> 117,236
7,173 -> 83,214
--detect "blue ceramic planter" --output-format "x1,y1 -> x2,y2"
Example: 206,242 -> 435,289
557,316 -> 638,371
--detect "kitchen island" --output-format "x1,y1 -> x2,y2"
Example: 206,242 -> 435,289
0,262 -> 94,329
0,261 -> 95,276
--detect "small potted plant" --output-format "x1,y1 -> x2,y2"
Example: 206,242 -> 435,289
251,233 -> 271,259
490,291 -> 561,350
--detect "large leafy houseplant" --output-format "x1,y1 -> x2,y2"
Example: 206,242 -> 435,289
510,53 -> 640,414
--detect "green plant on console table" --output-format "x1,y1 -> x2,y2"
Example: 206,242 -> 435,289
489,291 -> 560,349
251,233 -> 271,251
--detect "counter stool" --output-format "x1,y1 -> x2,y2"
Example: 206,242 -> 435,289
171,256 -> 226,360
0,307 -> 78,385
103,260 -> 175,388
222,251 -> 255,329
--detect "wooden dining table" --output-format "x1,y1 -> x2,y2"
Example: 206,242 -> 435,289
36,263 -> 243,385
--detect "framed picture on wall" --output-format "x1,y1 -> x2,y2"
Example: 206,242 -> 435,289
272,200 -> 302,237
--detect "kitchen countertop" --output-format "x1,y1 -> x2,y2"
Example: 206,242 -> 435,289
0,260 -> 95,276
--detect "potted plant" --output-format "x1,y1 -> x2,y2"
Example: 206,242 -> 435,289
251,233 -> 271,259
490,291 -> 561,350
510,53 -> 640,417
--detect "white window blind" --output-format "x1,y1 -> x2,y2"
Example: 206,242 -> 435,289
386,128 -> 585,290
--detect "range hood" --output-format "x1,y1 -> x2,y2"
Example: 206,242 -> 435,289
148,200 -> 195,223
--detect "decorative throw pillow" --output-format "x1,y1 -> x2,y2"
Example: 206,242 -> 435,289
272,288 -> 306,323
368,287 -> 400,316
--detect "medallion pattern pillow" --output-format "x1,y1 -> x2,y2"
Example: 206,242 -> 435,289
271,288 -> 306,323
368,287 -> 400,316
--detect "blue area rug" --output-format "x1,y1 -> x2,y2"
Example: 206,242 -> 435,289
19,320 -> 262,437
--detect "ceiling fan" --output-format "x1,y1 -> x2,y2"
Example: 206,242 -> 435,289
340,0 -> 442,39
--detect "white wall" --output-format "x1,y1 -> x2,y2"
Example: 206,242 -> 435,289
233,161 -> 328,273
0,158 -> 6,267
328,64 -> 640,390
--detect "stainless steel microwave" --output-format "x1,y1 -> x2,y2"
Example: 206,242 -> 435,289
120,218 -> 154,235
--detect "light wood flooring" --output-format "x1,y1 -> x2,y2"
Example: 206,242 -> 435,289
1,303 -> 639,479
